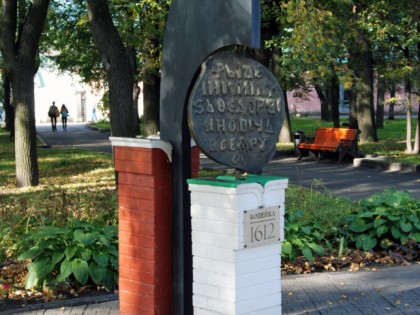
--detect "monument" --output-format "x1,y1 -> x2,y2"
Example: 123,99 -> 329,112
160,1 -> 261,314
110,1 -> 288,314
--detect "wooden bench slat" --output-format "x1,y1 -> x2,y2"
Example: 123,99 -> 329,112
297,127 -> 360,163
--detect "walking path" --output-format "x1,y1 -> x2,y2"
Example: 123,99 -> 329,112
13,124 -> 419,315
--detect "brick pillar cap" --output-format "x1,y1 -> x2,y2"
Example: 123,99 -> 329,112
110,136 -> 173,162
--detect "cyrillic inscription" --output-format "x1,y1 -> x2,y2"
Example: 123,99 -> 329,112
188,52 -> 285,173
243,206 -> 281,248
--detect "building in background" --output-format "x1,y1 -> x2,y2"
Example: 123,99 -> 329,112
34,68 -> 104,124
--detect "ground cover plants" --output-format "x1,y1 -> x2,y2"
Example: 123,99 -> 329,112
283,185 -> 419,275
0,129 -> 118,311
0,119 -> 419,311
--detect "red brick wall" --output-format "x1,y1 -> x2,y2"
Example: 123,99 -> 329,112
191,146 -> 200,178
114,146 -> 172,315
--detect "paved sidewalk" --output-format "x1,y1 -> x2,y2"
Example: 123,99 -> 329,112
24,124 -> 419,315
10,264 -> 420,314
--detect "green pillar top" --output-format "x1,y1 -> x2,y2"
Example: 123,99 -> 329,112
187,174 -> 288,188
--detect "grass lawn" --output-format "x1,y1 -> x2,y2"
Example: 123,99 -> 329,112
0,118 -> 419,310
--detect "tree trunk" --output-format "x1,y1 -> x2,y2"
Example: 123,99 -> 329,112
143,70 -> 160,137
87,0 -> 136,137
376,75 -> 385,129
3,72 -> 14,134
349,27 -> 377,143
405,87 -> 413,153
388,85 -> 396,120
329,71 -> 340,128
413,102 -> 420,154
315,85 -> 329,121
279,89 -> 292,143
271,47 -> 291,142
348,89 -> 358,129
1,0 -> 49,187
127,45 -> 141,135
12,66 -> 39,186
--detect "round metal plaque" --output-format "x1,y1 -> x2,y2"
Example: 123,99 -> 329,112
188,51 -> 285,173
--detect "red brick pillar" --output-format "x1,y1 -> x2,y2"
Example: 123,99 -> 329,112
111,137 -> 173,315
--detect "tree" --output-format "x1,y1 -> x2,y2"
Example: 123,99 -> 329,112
86,0 -> 136,137
47,0 -> 169,137
367,0 -> 419,151
0,0 -> 50,187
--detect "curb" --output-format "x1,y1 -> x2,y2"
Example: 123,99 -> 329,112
354,157 -> 420,173
85,124 -> 110,133
1,294 -> 118,315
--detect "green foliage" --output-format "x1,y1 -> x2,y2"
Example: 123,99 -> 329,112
282,210 -> 327,262
283,184 -> 355,261
18,219 -> 118,291
342,190 -> 420,251
0,129 -> 118,261
284,185 -> 419,263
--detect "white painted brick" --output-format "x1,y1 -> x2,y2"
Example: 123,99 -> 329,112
194,308 -> 216,315
262,179 -> 288,206
207,297 -> 235,314
235,243 -> 280,263
193,282 -> 220,299
192,230 -> 240,250
279,204 -> 285,216
190,179 -> 286,315
193,243 -> 281,264
194,269 -> 233,289
244,305 -> 282,315
236,280 -> 281,302
193,294 -> 209,309
237,292 -> 281,314
237,254 -> 280,276
194,266 -> 280,293
189,182 -> 264,210
193,269 -> 209,283
192,217 -> 240,237
191,205 -> 240,223
236,267 -> 280,289
194,258 -> 235,275
194,245 -> 236,262
192,243 -> 208,257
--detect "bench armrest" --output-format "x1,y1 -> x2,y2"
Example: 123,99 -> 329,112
339,139 -> 356,148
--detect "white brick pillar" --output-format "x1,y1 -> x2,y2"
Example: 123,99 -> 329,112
188,175 -> 288,315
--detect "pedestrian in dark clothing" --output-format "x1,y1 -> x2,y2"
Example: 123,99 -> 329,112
48,101 -> 59,132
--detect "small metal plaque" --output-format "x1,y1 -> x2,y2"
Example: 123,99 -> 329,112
243,206 -> 280,248
188,51 -> 285,173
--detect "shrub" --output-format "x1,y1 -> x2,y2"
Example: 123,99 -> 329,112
281,210 -> 328,262
18,219 -> 118,291
342,189 -> 420,251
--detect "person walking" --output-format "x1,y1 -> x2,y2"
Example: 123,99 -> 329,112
92,106 -> 98,122
60,104 -> 69,131
48,101 -> 59,132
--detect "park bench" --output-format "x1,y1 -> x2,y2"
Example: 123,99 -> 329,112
297,127 -> 361,164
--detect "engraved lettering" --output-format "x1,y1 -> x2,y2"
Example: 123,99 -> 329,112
216,119 -> 226,133
188,52 -> 284,173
